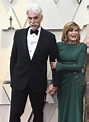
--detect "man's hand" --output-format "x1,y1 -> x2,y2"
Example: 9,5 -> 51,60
48,84 -> 58,95
51,58 -> 57,69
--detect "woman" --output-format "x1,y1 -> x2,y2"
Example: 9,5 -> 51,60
49,22 -> 87,122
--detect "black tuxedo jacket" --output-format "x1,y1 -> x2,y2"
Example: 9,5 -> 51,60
10,27 -> 59,92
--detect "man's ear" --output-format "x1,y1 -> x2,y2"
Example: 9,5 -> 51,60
41,15 -> 43,19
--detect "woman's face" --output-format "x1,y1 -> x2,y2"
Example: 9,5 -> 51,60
67,27 -> 79,42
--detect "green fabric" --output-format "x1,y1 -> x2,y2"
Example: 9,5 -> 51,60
56,42 -> 87,122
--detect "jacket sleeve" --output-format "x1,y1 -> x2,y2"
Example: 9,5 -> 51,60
49,34 -> 59,87
10,30 -> 18,78
56,43 -> 87,72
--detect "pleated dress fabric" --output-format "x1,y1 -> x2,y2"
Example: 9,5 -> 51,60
56,42 -> 87,122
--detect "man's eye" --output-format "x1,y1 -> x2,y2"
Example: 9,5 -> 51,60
28,16 -> 38,20
28,17 -> 32,20
34,17 -> 38,19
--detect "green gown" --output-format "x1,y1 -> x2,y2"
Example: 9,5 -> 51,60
56,42 -> 87,122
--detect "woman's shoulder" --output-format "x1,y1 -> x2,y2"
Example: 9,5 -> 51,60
78,42 -> 87,52
80,42 -> 87,48
57,41 -> 64,48
57,41 -> 64,45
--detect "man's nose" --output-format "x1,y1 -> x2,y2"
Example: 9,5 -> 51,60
31,19 -> 35,23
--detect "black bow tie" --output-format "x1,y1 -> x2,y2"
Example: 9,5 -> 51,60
30,29 -> 38,35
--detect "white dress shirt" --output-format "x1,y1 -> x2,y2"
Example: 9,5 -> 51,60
27,27 -> 41,59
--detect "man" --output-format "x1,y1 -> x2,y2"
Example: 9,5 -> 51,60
9,3 -> 59,122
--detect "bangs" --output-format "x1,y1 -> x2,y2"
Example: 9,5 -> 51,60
68,25 -> 80,31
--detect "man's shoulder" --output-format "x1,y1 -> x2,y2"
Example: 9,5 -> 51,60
16,27 -> 28,31
41,27 -> 55,36
15,27 -> 28,34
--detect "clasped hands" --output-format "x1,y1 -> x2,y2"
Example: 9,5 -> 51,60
48,58 -> 58,95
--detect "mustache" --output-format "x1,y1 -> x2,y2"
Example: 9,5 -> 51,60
30,23 -> 38,26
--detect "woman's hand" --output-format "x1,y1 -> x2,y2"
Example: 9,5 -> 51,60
51,58 -> 57,69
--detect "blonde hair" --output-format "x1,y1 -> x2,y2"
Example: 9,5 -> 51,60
61,22 -> 80,44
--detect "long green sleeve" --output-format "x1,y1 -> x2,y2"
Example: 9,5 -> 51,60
56,43 -> 87,72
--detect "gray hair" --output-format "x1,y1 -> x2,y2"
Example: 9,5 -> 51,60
26,4 -> 43,17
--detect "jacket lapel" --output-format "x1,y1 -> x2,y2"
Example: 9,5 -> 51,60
32,28 -> 47,59
21,27 -> 31,59
21,27 -> 47,61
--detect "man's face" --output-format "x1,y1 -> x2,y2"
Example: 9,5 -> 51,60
27,11 -> 43,30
